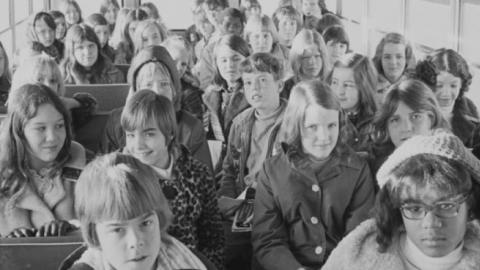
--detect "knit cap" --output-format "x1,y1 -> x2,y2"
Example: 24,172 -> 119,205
376,130 -> 480,188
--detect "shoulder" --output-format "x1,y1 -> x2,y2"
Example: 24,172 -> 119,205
338,148 -> 370,171
232,107 -> 255,125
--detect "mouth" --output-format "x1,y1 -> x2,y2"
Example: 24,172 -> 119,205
43,145 -> 59,151
437,98 -> 452,106
135,151 -> 152,158
422,237 -> 446,246
128,255 -> 148,263
250,94 -> 262,101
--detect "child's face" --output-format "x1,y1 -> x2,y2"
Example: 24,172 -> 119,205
301,103 -> 339,160
330,67 -> 359,112
202,3 -> 224,26
33,70 -> 60,95
141,25 -> 163,48
195,16 -> 215,38
278,17 -> 297,47
399,183 -> 468,257
300,45 -> 323,79
54,17 -> 67,40
73,40 -> 99,68
221,16 -> 243,36
65,5 -> 80,25
215,45 -> 246,84
105,4 -> 118,25
125,119 -> 170,168
169,49 -> 190,78
302,0 -> 322,18
24,104 -> 66,167
94,25 -> 111,48
249,30 -> 273,53
387,101 -> 433,148
242,71 -> 281,112
435,71 -> 461,115
326,40 -> 347,65
95,211 -> 162,270
381,42 -> 406,83
136,63 -> 174,100
35,19 -> 55,47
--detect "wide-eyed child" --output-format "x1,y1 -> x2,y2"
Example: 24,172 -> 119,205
61,23 -> 124,84
252,80 -> 375,270
0,84 -> 86,237
220,53 -> 286,270
70,152 -> 209,270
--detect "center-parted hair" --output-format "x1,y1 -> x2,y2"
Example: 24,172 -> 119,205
240,52 -> 284,81
121,90 -> 179,155
0,84 -> 72,198
277,79 -> 350,156
75,152 -> 173,247
372,79 -> 449,145
212,34 -> 251,86
372,32 -> 416,79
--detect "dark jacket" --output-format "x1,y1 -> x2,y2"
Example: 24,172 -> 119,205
252,144 -> 375,270
345,112 -> 375,154
100,107 -> 213,172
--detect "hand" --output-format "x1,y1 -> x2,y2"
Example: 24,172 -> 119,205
5,227 -> 37,238
35,220 -> 76,237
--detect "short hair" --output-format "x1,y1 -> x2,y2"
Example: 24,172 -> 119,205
244,15 -> 280,45
330,53 -> 378,118
372,32 -> 416,79
121,90 -> 179,154
240,52 -> 284,81
1,84 -> 72,197
372,79 -> 448,146
277,79 -> 350,156
49,10 -> 65,20
289,28 -> 330,80
322,25 -> 349,50
272,5 -> 303,33
315,13 -> 343,34
85,13 -> 108,28
132,19 -> 169,54
213,34 -> 251,86
140,2 -> 161,21
374,154 -> 480,252
218,7 -> 246,25
11,53 -> 65,97
99,0 -> 120,15
59,0 -> 83,23
75,152 -> 173,247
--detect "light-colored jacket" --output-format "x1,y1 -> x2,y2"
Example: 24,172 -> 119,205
322,219 -> 480,270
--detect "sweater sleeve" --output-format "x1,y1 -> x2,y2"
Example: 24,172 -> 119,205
252,164 -> 305,270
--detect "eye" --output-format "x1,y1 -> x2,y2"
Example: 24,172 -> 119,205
328,123 -> 337,129
411,113 -> 424,121
111,227 -> 124,234
142,219 -> 154,227
331,79 -> 338,86
126,132 -> 135,139
36,126 -> 46,131
306,124 -> 317,131
55,123 -> 65,129
406,205 -> 424,213
146,132 -> 156,137
389,117 -> 399,124
438,203 -> 456,210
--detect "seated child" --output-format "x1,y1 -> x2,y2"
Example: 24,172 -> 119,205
61,24 -> 124,84
219,52 -> 287,270
85,13 -> 116,62
0,84 -> 86,237
49,10 -> 67,42
70,152 -> 208,270
99,0 -> 120,33
132,19 -> 169,55
252,80 -> 375,270
272,5 -> 303,49
323,25 -> 349,67
59,0 -> 83,29
323,131 -> 480,270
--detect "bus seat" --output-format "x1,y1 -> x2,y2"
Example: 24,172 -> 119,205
0,230 -> 83,270
64,84 -> 130,112
74,112 -> 111,154
114,64 -> 130,78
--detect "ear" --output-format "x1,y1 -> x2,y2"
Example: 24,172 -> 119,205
276,79 -> 284,94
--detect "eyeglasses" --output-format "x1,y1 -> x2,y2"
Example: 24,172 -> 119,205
400,193 -> 469,220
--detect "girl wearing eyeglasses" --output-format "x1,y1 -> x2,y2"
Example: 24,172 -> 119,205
322,131 -> 480,269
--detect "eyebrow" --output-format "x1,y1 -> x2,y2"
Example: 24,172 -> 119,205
142,128 -> 157,132
31,118 -> 64,125
105,213 -> 154,227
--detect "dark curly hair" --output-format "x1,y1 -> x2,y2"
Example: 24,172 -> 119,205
374,155 -> 480,252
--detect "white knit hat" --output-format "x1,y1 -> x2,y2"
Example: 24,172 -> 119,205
376,131 -> 480,188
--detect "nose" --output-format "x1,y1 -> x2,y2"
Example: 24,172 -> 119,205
126,227 -> 145,249
132,134 -> 146,149
315,126 -> 329,141
422,210 -> 442,229
45,127 -> 58,142
400,118 -> 413,132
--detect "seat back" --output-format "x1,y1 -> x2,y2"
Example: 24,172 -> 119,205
64,84 -> 130,112
74,112 -> 111,154
0,231 -> 84,270
114,64 -> 130,78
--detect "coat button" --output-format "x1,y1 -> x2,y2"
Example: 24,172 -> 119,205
315,246 -> 323,254
312,184 -> 320,192
310,217 -> 318,224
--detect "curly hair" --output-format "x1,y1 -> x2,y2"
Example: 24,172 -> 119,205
374,155 -> 480,252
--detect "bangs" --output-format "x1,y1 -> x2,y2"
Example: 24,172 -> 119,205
121,99 -> 157,132
79,162 -> 165,223
388,155 -> 472,205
